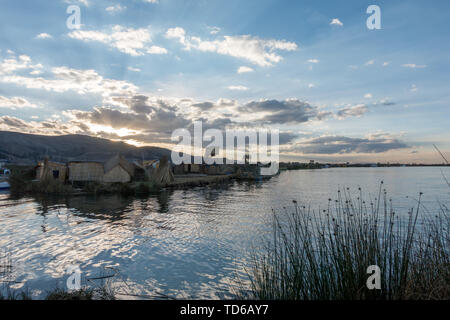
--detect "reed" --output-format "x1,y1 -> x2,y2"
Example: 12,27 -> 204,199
244,184 -> 449,300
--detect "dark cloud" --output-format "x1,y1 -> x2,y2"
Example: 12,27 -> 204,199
279,132 -> 302,144
0,116 -> 30,128
240,99 -> 321,124
41,122 -> 57,128
298,135 -> 410,154
73,106 -> 191,134
192,102 -> 215,110
336,105 -> 368,119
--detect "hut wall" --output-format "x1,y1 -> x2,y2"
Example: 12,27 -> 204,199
190,164 -> 200,173
103,166 -> 131,183
68,162 -> 104,182
173,165 -> 185,175
37,162 -> 67,182
36,166 -> 43,180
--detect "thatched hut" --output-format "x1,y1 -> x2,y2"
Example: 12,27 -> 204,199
36,159 -> 67,182
68,161 -> 104,182
103,154 -> 134,183
150,157 -> 175,185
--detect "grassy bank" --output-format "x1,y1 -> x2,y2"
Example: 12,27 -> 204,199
243,184 -> 449,300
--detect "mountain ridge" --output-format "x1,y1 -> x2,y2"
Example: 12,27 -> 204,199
0,131 -> 172,164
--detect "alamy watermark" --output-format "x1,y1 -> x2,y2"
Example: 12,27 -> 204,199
66,264 -> 81,290
66,5 -> 81,30
366,265 -> 381,290
367,5 -> 381,30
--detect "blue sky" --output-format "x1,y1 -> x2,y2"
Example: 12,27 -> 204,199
0,0 -> 449,163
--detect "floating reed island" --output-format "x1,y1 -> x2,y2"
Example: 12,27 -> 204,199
7,154 -> 279,196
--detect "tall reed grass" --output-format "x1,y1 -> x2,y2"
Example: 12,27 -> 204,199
245,183 -> 449,300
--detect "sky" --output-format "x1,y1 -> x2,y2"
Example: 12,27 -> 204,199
0,0 -> 449,163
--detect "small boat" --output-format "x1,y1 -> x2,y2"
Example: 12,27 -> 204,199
0,181 -> 10,190
0,168 -> 10,190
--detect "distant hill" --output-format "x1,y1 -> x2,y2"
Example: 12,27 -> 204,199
0,131 -> 172,164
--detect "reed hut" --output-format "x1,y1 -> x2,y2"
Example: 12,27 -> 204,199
150,156 -> 174,185
103,154 -> 134,183
36,158 -> 67,182
68,161 -> 104,182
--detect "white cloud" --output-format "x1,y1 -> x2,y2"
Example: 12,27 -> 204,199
0,55 -> 42,75
307,59 -> 319,63
143,0 -> 158,3
69,26 -> 166,56
227,85 -> 248,91
237,66 -> 254,74
127,66 -> 141,72
402,64 -> 427,69
146,46 -> 168,54
330,18 -> 343,26
410,84 -> 418,92
0,96 -> 37,109
208,26 -> 221,35
365,60 -> 374,66
36,33 -> 52,39
0,56 -> 138,100
165,27 -> 188,46
166,27 -> 297,66
364,93 -> 373,99
106,4 -> 126,13
382,61 -> 390,67
308,83 -> 315,88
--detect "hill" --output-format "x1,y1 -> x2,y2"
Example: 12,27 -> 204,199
0,131 -> 172,164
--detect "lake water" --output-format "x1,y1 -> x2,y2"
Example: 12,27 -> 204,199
0,167 -> 449,299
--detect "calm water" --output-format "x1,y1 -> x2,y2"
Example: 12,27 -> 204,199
0,167 -> 449,299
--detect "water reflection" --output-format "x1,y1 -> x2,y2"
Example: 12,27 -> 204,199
0,167 -> 448,299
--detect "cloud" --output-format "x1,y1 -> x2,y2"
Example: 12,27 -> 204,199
127,66 -> 141,72
72,107 -> 182,133
0,55 -> 42,74
402,64 -> 427,69
36,33 -> 52,39
382,62 -> 390,67
192,102 -> 215,110
308,83 -> 315,88
69,26 -> 167,56
227,85 -> 248,91
166,27 -> 297,66
0,116 -> 32,128
330,18 -> 343,26
241,99 -> 325,124
365,60 -> 374,66
146,46 -> 168,54
307,59 -> 319,63
298,135 -> 409,154
165,27 -> 188,45
0,96 -> 38,109
364,93 -> 373,99
237,66 -> 254,74
336,104 -> 368,119
0,56 -> 138,99
208,26 -> 221,35
410,84 -> 418,92
106,4 -> 126,13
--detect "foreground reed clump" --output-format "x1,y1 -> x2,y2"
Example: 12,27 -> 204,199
245,184 -> 449,300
